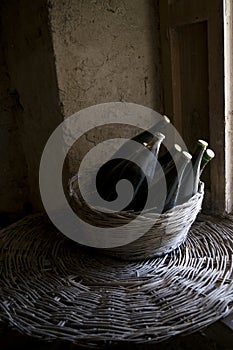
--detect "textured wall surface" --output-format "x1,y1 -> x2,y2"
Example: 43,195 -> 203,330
1,0 -> 63,211
49,0 -> 163,173
0,38 -> 29,222
0,0 -> 163,215
50,0 -> 163,115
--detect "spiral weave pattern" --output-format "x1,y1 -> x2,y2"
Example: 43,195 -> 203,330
0,213 -> 232,348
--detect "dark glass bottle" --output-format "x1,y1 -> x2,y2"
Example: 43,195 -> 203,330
200,149 -> 215,176
163,151 -> 192,212
96,133 -> 165,212
192,140 -> 209,194
176,139 -> 208,204
112,114 -> 170,159
131,115 -> 170,144
149,150 -> 192,212
150,143 -> 182,191
96,115 -> 170,193
159,143 -> 182,171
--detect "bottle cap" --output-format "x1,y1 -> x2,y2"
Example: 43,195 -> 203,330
182,151 -> 192,161
203,149 -> 215,161
174,144 -> 182,152
197,139 -> 208,148
145,133 -> 165,149
163,115 -> 170,124
154,132 -> 165,140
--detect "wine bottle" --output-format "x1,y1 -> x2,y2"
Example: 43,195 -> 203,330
112,114 -> 170,159
125,133 -> 165,212
163,151 -> 192,212
149,150 -> 191,212
192,140 -> 208,194
150,143 -> 182,190
176,139 -> 208,204
96,133 -> 165,212
200,149 -> 215,176
131,115 -> 170,144
159,143 -> 182,171
96,116 -> 169,193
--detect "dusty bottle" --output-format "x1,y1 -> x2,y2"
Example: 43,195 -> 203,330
149,150 -> 191,212
131,115 -> 170,145
159,143 -> 182,171
177,139 -> 208,204
112,114 -> 170,159
96,115 -> 169,191
163,151 -> 192,212
200,148 -> 215,176
192,140 -> 209,194
151,143 -> 182,189
96,133 -> 165,212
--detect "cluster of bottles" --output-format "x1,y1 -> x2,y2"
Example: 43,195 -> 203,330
96,115 -> 215,213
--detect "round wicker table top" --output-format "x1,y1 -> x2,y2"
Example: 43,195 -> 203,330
0,213 -> 232,348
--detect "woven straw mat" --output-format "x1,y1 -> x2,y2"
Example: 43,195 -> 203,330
0,213 -> 232,348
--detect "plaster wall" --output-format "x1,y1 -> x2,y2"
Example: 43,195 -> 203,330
49,0 -> 163,173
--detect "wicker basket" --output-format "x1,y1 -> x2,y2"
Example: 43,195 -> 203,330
69,174 -> 204,260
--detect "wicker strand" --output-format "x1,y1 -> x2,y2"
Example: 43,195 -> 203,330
69,179 -> 204,260
0,213 -> 232,348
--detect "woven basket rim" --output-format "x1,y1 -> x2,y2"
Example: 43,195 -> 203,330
69,173 -> 204,219
68,176 -> 205,259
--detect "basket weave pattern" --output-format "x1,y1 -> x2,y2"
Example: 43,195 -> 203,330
70,177 -> 204,260
0,213 -> 232,347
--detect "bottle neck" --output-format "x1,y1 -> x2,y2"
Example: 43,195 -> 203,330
176,154 -> 191,178
200,151 -> 214,176
144,134 -> 164,154
166,152 -> 191,186
192,143 -> 207,194
192,145 -> 205,164
163,153 -> 191,211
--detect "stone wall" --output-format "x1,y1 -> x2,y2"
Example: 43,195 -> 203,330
49,0 -> 163,173
0,0 -> 163,216
1,0 -> 63,212
0,8 -> 30,225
